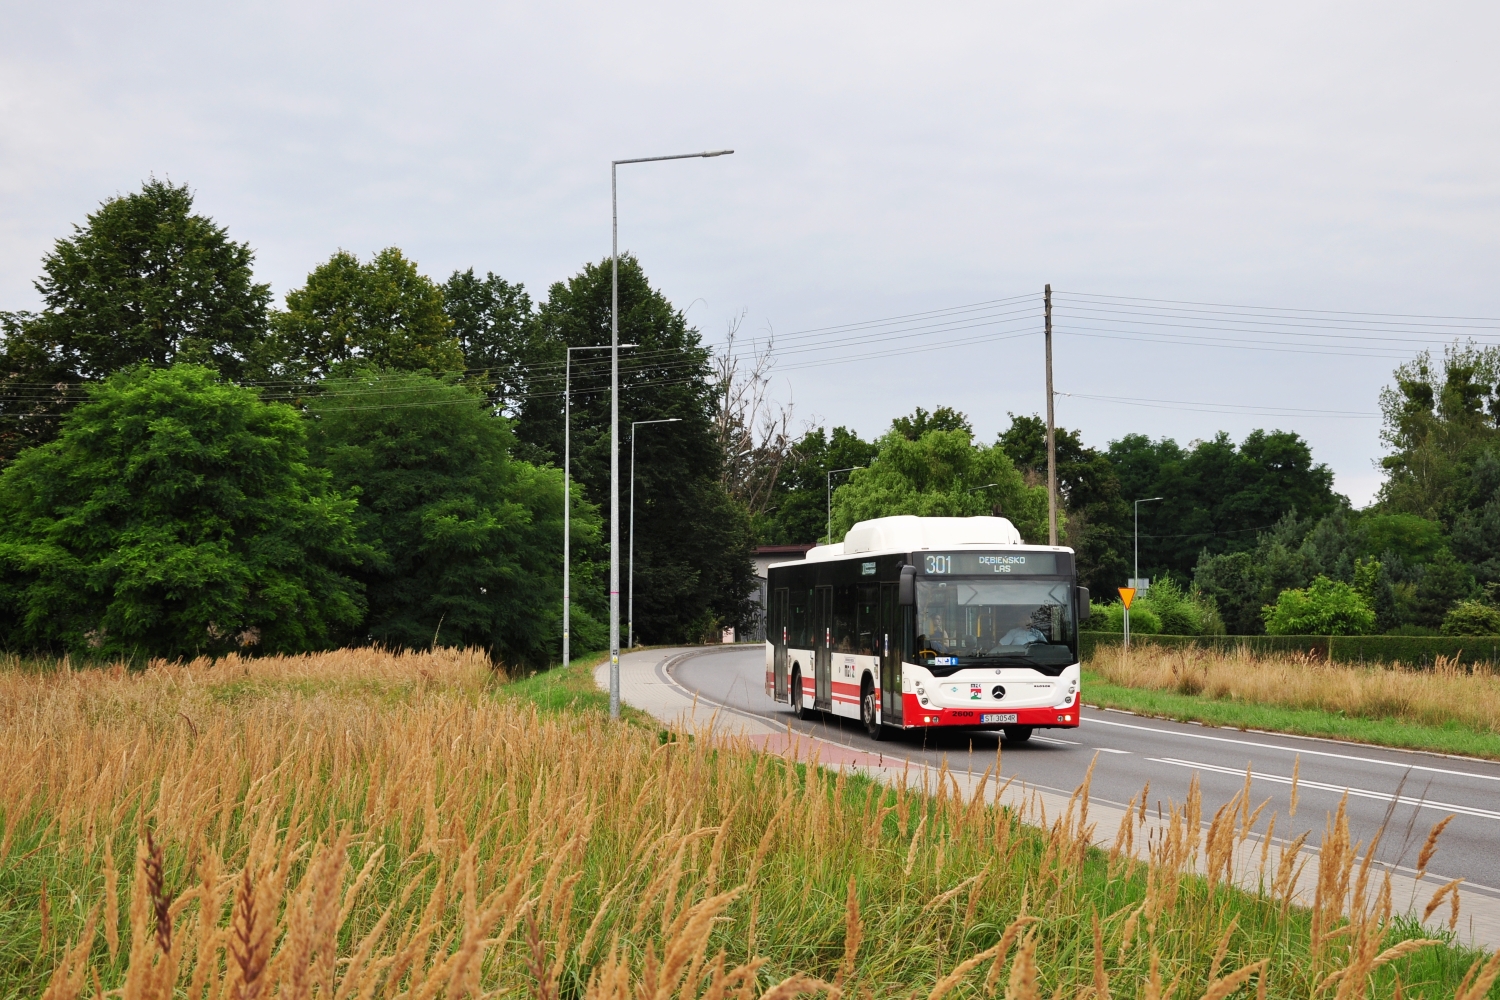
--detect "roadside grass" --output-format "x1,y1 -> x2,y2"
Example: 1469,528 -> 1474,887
1082,670 -> 1500,759
1086,645 -> 1500,760
499,647 -> 662,726
1,647 -> 1496,1000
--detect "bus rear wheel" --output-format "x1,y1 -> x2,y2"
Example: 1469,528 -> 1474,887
1002,725 -> 1034,744
861,679 -> 886,741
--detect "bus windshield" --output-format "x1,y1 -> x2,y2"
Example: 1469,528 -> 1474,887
915,578 -> 1076,675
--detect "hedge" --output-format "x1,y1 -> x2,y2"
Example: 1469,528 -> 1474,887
1078,631 -> 1500,668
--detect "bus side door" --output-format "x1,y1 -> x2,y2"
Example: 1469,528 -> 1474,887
772,588 -> 789,702
880,582 -> 902,725
814,585 -> 833,711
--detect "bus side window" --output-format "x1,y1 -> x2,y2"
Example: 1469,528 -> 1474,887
790,591 -> 809,647
833,584 -> 856,652
856,584 -> 878,655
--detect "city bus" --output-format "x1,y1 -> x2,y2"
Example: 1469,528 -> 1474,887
764,515 -> 1089,742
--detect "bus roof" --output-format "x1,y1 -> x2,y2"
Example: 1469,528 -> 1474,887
771,515 -> 1074,570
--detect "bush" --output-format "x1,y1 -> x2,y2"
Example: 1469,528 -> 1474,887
1100,601 -> 1161,634
1263,576 -> 1376,636
1093,579 -> 1221,636
1143,577 -> 1223,635
1442,600 -> 1500,637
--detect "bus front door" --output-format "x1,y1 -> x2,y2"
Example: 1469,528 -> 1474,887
814,585 -> 833,711
772,588 -> 789,702
879,582 -> 902,725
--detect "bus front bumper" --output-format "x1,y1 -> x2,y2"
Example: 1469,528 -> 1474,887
899,694 -> 1079,729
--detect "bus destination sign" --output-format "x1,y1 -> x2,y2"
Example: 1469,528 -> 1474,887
919,552 -> 1060,576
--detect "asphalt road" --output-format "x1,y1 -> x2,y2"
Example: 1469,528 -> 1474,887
674,645 -> 1500,900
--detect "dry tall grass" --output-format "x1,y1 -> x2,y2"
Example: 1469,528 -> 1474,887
1,649 -> 1494,1000
1089,646 -> 1500,736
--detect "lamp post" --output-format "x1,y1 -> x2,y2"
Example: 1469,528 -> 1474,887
629,417 -> 681,648
1128,496 -> 1164,651
826,466 -> 862,544
1133,497 -> 1164,590
563,344 -> 634,668
965,483 -> 1000,494
610,149 -> 733,719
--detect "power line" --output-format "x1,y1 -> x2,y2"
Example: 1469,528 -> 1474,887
1056,290 -> 1500,326
1058,391 -> 1380,419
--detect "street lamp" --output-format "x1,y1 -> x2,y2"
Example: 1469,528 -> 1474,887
826,466 -> 862,544
1133,497 -> 1164,590
1125,496 -> 1164,652
629,417 -> 681,648
563,343 -> 635,667
965,483 -> 1001,494
610,149 -> 733,719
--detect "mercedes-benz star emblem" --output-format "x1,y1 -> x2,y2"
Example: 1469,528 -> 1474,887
992,685 -> 1006,699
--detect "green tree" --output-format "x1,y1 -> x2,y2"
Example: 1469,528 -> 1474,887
758,425 -> 879,545
1352,556 -> 1400,632
269,248 -> 464,382
1377,344 -> 1500,524
443,269 -> 538,417
998,413 -> 1130,593
1108,430 -> 1341,582
1193,550 -> 1264,634
1360,513 -> 1446,564
1262,577 -> 1376,636
307,369 -> 600,668
512,255 -> 756,642
0,180 -> 271,461
891,405 -> 973,440
1410,547 -> 1476,628
1441,600 -> 1500,636
829,428 -> 1048,543
0,365 -> 364,659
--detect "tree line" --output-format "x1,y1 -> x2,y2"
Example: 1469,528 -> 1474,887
0,180 -> 755,664
5,180 -> 1496,661
755,366 -> 1499,638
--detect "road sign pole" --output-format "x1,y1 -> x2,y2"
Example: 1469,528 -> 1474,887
1118,586 -> 1137,653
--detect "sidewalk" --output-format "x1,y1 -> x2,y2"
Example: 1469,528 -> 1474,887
600,645 -> 1500,951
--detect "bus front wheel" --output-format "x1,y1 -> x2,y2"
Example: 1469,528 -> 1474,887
1002,725 -> 1034,744
791,669 -> 813,720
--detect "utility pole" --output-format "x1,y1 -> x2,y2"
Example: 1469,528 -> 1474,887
1045,284 -> 1057,546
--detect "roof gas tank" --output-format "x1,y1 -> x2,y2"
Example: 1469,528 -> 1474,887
841,515 -> 1023,554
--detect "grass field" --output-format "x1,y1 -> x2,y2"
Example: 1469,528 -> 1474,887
1085,646 -> 1500,760
2,647 -> 1497,1000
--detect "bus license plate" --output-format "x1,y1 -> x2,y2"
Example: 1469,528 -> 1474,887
982,713 -> 1017,724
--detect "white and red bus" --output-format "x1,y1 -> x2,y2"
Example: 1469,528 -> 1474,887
764,515 -> 1088,743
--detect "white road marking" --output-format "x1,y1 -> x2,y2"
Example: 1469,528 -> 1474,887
1086,715 -> 1500,783
1034,735 -> 1081,745
1147,756 -> 1500,821
1092,747 -> 1131,754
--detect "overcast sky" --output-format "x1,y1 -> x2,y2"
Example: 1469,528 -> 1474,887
4,1 -> 1499,506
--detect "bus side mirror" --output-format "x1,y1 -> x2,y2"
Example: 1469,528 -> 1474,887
1077,586 -> 1091,623
899,565 -> 916,606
